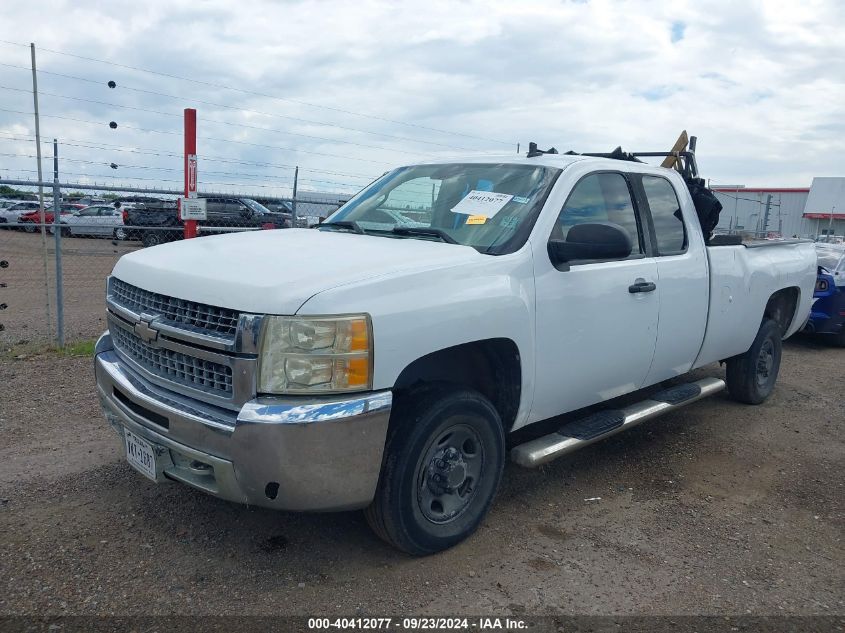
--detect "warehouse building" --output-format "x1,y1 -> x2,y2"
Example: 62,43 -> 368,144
712,177 -> 845,240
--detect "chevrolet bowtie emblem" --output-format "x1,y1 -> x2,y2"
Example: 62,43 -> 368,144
134,318 -> 159,344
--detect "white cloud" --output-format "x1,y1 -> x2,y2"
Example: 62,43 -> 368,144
0,0 -> 843,192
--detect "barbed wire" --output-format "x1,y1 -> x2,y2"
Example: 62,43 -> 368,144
0,131 -> 383,180
0,106 -> 398,166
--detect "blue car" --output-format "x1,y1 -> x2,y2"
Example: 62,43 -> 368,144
803,244 -> 845,346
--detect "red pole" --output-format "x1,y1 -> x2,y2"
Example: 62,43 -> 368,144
184,108 -> 197,239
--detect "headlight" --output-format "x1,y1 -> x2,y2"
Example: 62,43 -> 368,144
258,314 -> 372,394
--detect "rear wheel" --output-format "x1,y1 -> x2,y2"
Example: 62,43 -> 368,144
831,329 -> 845,348
141,231 -> 163,248
365,387 -> 505,555
726,318 -> 782,404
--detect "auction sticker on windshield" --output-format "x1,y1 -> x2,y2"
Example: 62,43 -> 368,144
451,191 -> 513,218
124,428 -> 158,481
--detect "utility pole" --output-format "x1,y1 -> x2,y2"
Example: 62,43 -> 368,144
30,42 -> 52,338
762,194 -> 772,238
52,139 -> 64,347
828,205 -> 836,242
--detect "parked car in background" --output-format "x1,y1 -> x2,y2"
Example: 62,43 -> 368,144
52,204 -> 128,239
60,203 -> 87,214
124,197 -> 288,247
0,199 -> 27,225
64,196 -> 107,206
802,243 -> 845,346
6,201 -> 52,229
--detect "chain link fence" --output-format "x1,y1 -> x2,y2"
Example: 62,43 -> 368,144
0,178 -> 351,348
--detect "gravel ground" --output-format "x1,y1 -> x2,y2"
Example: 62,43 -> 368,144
0,335 -> 842,618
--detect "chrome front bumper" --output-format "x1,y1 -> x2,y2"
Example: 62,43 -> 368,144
94,333 -> 392,512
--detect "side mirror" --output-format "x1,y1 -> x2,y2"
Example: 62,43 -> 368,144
548,222 -> 632,265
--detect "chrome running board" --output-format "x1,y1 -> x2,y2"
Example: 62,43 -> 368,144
511,377 -> 726,468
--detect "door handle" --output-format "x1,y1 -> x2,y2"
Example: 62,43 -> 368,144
628,280 -> 657,293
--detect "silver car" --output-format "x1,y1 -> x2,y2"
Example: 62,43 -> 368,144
54,205 -> 127,239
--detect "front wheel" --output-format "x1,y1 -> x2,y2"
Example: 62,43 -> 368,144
726,318 -> 783,404
113,227 -> 127,241
365,387 -> 505,555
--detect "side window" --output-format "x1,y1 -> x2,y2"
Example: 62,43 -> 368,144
552,172 -> 643,256
205,198 -> 224,214
642,176 -> 686,254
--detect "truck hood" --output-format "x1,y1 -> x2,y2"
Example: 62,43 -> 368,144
111,228 -> 481,314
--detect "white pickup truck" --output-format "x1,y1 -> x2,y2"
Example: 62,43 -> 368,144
94,146 -> 817,554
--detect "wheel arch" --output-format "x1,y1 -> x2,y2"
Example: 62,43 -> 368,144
763,286 -> 801,336
392,338 -> 522,432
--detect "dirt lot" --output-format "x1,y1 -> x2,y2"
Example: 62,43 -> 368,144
0,336 -> 842,619
0,229 -> 141,347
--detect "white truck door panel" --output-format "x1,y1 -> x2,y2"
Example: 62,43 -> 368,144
532,258 -> 659,421
638,174 -> 709,385
645,251 -> 709,384
530,170 -> 659,423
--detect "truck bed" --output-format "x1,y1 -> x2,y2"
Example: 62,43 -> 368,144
693,240 -> 817,368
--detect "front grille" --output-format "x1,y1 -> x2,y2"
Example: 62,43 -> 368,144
111,326 -> 233,396
110,278 -> 239,338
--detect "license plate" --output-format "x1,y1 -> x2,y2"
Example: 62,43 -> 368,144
124,428 -> 157,481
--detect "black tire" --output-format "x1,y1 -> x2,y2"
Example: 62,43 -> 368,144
113,227 -> 127,241
141,231 -> 163,248
830,329 -> 845,348
726,318 -> 782,404
23,222 -> 36,233
365,387 -> 505,555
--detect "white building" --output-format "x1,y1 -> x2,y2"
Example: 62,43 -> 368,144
712,177 -> 845,240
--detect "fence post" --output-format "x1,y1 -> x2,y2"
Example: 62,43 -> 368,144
30,42 -> 53,338
184,108 -> 198,238
291,166 -> 298,228
52,139 -> 64,347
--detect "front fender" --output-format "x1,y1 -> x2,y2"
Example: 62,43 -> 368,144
297,249 -> 536,428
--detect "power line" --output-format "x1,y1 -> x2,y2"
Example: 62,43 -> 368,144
0,84 -> 439,157
0,106 -> 397,166
0,62 -> 479,151
0,39 -> 514,146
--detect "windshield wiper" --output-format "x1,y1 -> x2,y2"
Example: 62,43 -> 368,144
391,227 -> 459,244
317,220 -> 365,235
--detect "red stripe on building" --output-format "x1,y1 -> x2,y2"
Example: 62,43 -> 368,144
712,188 -> 810,193
803,213 -> 845,220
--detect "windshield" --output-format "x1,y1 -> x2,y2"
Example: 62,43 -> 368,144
324,163 -> 560,254
243,198 -> 272,215
815,245 -> 844,272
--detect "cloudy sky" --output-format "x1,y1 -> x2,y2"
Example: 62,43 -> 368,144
0,0 -> 843,199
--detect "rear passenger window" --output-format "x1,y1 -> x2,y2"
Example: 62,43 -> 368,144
642,176 -> 686,254
552,172 -> 643,256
